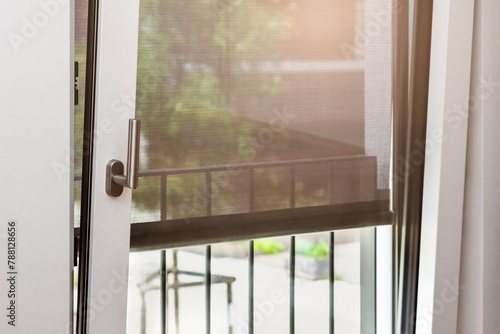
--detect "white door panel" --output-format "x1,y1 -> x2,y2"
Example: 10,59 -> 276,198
0,0 -> 73,332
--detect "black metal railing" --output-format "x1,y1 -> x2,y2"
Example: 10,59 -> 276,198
75,155 -> 390,249
139,155 -> 387,249
135,155 -> 378,220
74,155 -> 392,334
145,232 -> 339,334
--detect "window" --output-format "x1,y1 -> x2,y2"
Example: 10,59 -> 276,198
75,0 -> 429,333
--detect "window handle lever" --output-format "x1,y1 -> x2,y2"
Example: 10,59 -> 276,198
106,118 -> 141,197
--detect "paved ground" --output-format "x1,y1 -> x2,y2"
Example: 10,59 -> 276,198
126,242 -> 361,334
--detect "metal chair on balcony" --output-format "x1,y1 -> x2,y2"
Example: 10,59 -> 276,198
137,249 -> 236,334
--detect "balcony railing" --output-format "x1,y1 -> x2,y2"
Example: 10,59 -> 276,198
74,155 -> 392,334
75,155 -> 390,250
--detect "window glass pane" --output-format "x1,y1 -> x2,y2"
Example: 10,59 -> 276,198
126,231 -> 371,333
131,0 -> 392,224
126,0 -> 393,332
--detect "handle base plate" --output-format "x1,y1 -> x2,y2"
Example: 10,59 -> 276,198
106,159 -> 125,197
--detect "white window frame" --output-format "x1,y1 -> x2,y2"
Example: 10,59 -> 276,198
416,0 -> 475,333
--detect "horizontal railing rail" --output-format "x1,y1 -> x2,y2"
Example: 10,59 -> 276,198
74,154 -> 373,180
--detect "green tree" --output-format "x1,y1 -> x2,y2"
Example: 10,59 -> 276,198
135,0 -> 294,169
132,0 -> 298,216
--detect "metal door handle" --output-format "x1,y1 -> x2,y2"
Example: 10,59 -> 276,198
106,118 -> 141,197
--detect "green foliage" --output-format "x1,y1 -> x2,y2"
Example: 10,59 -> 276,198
254,239 -> 285,255
129,0 -> 298,216
305,241 -> 329,259
296,238 -> 329,259
135,0 -> 294,170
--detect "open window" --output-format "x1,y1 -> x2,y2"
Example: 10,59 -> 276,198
74,0 -> 446,333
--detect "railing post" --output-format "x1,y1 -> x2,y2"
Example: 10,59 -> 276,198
329,162 -> 335,334
173,250 -> 180,334
249,168 -> 255,213
161,174 -> 167,220
205,171 -> 212,334
249,169 -> 255,334
249,241 -> 254,334
205,172 -> 212,216
289,165 -> 296,208
290,236 -> 295,334
227,283 -> 233,334
329,162 -> 335,205
205,245 -> 212,334
290,165 -> 296,334
161,250 -> 167,334
330,232 -> 335,334
140,289 -> 147,334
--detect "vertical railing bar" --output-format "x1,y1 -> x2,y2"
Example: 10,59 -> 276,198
249,168 -> 255,212
290,165 -> 295,334
248,163 -> 255,334
289,164 -> 296,334
206,245 -> 212,334
204,171 -> 212,334
205,172 -> 212,216
161,174 -> 167,221
355,159 -> 362,200
290,236 -> 295,334
329,162 -> 335,205
161,250 -> 167,334
166,283 -> 170,334
329,232 -> 335,334
140,290 -> 147,334
329,162 -> 335,333
227,283 -> 233,334
289,165 -> 296,208
249,241 -> 254,334
173,250 -> 180,334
